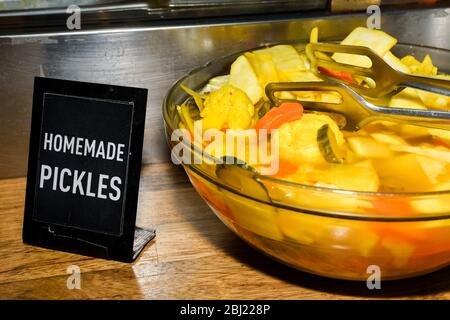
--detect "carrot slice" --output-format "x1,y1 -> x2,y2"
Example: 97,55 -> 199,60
371,197 -> 414,215
255,102 -> 303,131
318,66 -> 355,84
433,137 -> 450,148
268,159 -> 299,178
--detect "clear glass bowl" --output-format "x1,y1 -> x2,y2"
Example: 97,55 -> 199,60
162,43 -> 450,280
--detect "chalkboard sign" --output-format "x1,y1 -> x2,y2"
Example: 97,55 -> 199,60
23,77 -> 154,262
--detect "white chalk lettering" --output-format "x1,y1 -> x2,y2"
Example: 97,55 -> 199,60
106,142 -> 116,160
84,139 -> 96,157
39,132 -> 127,201
109,177 -> 121,201
43,133 -> 53,151
39,164 -> 52,188
59,168 -> 72,192
54,135 -> 62,152
38,166 -> 122,201
75,137 -> 83,155
41,133 -> 126,162
64,136 -> 75,154
97,174 -> 108,199
95,141 -> 105,159
85,172 -> 96,198
117,144 -> 125,162
52,166 -> 59,190
72,170 -> 85,195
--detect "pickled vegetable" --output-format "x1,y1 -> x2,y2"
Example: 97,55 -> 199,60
332,27 -> 397,68
317,124 -> 346,163
175,25 -> 450,281
174,27 -> 450,195
215,156 -> 270,202
199,84 -> 255,130
229,55 -> 263,104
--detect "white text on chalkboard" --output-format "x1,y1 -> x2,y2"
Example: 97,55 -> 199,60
38,132 -> 125,201
43,132 -> 125,162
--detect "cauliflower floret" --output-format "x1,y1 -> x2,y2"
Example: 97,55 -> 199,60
200,85 -> 255,130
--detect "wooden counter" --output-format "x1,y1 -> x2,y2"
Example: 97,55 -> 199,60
0,162 -> 449,299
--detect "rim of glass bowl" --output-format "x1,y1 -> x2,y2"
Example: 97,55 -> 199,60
162,43 -> 450,221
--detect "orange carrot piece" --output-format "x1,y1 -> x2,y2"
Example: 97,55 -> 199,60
318,66 -> 355,84
371,197 -> 414,215
255,102 -> 303,131
268,159 -> 299,178
433,138 -> 450,148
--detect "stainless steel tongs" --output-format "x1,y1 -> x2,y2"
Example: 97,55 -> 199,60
305,42 -> 450,98
265,80 -> 450,132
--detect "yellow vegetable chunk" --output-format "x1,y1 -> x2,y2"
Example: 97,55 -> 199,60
381,237 -> 415,268
374,154 -> 438,192
420,54 -> 437,76
278,113 -> 345,164
416,88 -> 450,111
370,132 -> 407,145
254,45 -> 307,80
318,91 -> 343,104
375,121 -> 430,139
383,51 -> 410,73
229,55 -> 263,104
200,75 -> 230,94
310,26 -> 319,43
268,177 -> 373,213
389,144 -> 450,163
283,70 -> 322,82
223,189 -> 283,241
389,87 -> 427,110
332,27 -> 397,68
432,179 -> 450,192
401,55 -> 422,72
277,210 -> 326,245
347,136 -> 393,158
244,52 -> 279,100
277,210 -> 379,257
204,129 -> 262,167
298,52 -> 311,70
200,85 -> 255,130
415,155 -> 449,184
279,70 -> 326,101
411,197 -> 450,214
308,27 -> 331,62
429,128 -> 450,144
401,54 -> 440,76
310,160 -> 380,192
402,54 -> 450,110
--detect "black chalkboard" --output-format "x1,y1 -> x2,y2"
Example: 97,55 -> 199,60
23,77 -> 154,262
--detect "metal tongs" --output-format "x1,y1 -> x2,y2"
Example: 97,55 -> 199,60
306,42 -> 450,98
265,42 -> 450,131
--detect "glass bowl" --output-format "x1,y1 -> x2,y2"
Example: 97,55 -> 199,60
162,43 -> 450,280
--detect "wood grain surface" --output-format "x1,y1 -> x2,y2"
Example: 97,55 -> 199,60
0,162 -> 449,299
